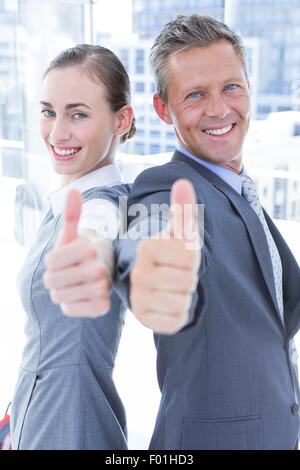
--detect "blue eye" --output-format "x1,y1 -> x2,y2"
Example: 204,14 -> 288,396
41,109 -> 55,117
74,112 -> 87,119
188,92 -> 201,99
226,84 -> 238,91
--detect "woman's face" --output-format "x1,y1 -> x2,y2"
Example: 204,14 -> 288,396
40,66 -> 120,185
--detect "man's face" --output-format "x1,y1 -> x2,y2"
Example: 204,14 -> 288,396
154,40 -> 251,173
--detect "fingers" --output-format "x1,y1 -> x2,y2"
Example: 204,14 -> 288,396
61,297 -> 111,319
131,262 -> 197,292
133,310 -> 189,335
131,289 -> 192,315
130,262 -> 193,334
48,278 -> 110,305
57,188 -> 82,246
130,260 -> 196,335
136,239 -> 198,270
44,259 -> 110,319
44,222 -> 112,318
44,236 -> 97,271
43,258 -> 107,290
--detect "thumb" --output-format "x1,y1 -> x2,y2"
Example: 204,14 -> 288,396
168,179 -> 199,244
57,188 -> 82,246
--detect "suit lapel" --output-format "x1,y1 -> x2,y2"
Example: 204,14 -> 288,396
171,151 -> 283,323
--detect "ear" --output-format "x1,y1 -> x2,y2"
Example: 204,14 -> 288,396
153,93 -> 173,125
114,105 -> 134,137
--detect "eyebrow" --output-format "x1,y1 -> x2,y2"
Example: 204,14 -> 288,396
183,76 -> 246,94
186,77 -> 244,89
39,101 -> 92,110
222,77 -> 244,84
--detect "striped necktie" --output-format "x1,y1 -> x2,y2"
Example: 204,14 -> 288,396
241,175 -> 298,380
241,175 -> 284,320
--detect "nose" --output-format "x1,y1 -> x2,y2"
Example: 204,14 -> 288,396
50,117 -> 71,143
205,92 -> 230,120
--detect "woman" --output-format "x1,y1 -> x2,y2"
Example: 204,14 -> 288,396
10,44 -> 135,450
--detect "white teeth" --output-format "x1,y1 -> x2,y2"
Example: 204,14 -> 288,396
53,147 -> 80,156
204,125 -> 233,135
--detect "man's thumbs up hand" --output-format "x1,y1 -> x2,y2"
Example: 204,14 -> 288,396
130,179 -> 201,334
43,189 -> 111,318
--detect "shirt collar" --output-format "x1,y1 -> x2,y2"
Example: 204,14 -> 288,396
47,163 -> 123,217
177,144 -> 249,195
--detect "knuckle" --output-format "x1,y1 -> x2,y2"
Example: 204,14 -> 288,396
129,290 -> 138,311
133,309 -> 147,324
137,239 -> 153,259
43,271 -> 54,288
159,291 -> 172,306
90,312 -> 101,319
172,294 -> 190,316
101,279 -> 110,295
136,239 -> 147,256
130,266 -> 137,281
89,279 -> 109,298
130,266 -> 144,284
88,309 -> 101,319
44,252 -> 51,268
177,296 -> 187,313
158,316 -> 180,335
185,250 -> 196,268
49,289 -> 56,303
61,303 -> 71,316
183,292 -> 192,311
129,288 -> 136,308
87,281 -> 99,297
88,262 -> 104,281
96,263 -> 106,279
44,250 -> 59,269
185,272 -> 196,291
167,313 -> 187,335
167,319 -> 181,334
85,243 -> 97,259
97,298 -> 110,314
43,271 -> 49,288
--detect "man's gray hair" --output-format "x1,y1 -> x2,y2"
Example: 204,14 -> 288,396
150,15 -> 248,103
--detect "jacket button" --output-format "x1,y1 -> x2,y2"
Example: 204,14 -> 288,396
292,403 -> 299,415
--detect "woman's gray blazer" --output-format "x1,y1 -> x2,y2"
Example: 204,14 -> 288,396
10,185 -> 130,450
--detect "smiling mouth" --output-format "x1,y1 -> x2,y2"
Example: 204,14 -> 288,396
203,123 -> 236,136
50,144 -> 82,160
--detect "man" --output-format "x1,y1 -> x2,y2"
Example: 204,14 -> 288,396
114,15 -> 300,449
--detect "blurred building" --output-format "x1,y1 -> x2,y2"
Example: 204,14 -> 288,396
132,0 -> 300,121
0,0 -> 24,178
17,0 -> 91,199
108,38 -> 176,156
244,111 -> 300,222
132,0 -> 225,38
225,0 -> 300,119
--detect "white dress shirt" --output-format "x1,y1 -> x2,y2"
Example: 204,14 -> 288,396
48,164 -> 124,234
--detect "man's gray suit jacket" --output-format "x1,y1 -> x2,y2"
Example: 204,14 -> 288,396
114,150 -> 300,450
